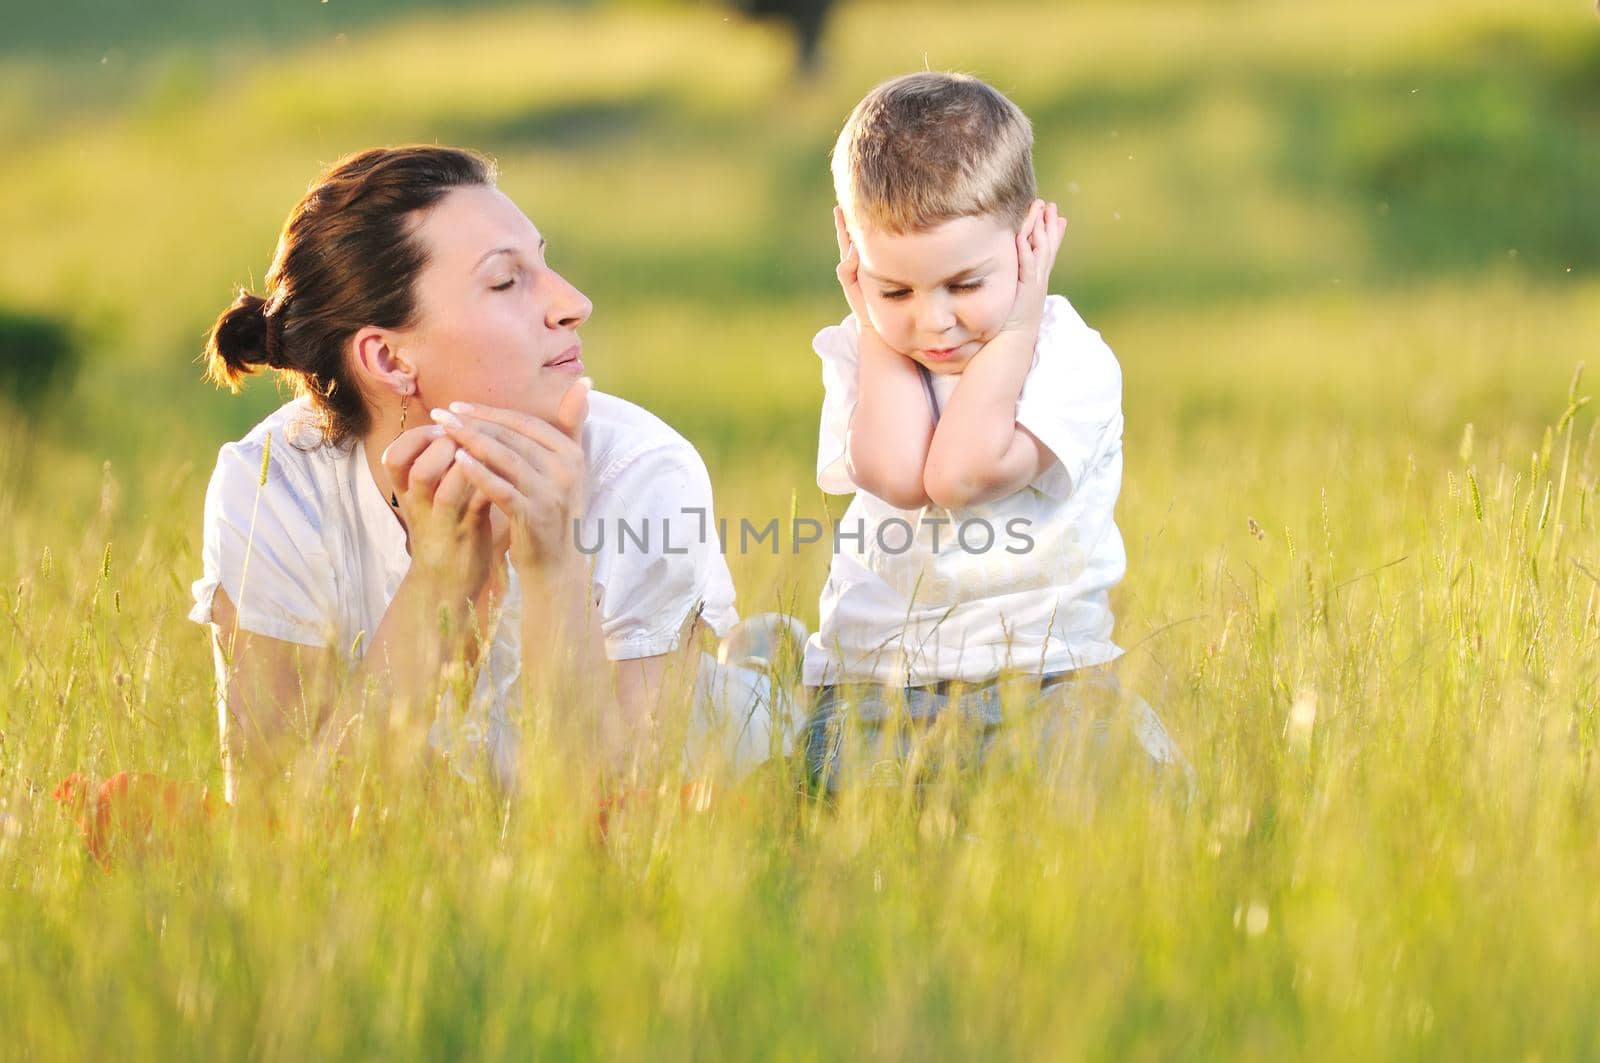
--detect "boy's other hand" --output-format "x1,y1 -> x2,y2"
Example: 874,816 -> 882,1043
832,207 -> 875,330
999,199 -> 1067,336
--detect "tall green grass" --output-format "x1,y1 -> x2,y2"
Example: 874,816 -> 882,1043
5,283 -> 1596,1056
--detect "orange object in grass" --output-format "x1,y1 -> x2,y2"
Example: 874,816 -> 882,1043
52,771 -> 217,868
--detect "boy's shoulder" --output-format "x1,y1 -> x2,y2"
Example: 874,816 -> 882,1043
1037,293 -> 1119,376
812,312 -> 861,365
1040,293 -> 1101,344
1020,289 -> 1122,396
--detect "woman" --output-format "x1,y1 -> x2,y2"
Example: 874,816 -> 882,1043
189,145 -> 782,800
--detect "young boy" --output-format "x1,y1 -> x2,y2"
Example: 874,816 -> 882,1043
803,71 -> 1186,790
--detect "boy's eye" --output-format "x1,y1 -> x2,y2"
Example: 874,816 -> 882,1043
949,280 -> 983,293
878,289 -> 911,301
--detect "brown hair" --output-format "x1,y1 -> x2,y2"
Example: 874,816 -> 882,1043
204,145 -> 497,445
832,72 -> 1035,235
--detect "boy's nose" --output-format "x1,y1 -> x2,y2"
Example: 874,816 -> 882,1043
917,297 -> 956,335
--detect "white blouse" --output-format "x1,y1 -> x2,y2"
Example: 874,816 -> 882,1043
805,294 -> 1128,686
190,391 -> 754,782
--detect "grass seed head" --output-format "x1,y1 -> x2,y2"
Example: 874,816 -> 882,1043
258,432 -> 272,487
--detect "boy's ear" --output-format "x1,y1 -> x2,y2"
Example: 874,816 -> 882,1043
350,326 -> 416,399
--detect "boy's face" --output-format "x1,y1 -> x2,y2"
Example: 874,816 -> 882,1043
851,213 -> 1021,375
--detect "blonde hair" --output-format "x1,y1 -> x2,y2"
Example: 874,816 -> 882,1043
832,72 -> 1035,235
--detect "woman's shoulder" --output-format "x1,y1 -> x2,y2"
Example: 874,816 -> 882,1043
583,390 -> 709,487
213,397 -> 334,457
205,398 -> 346,520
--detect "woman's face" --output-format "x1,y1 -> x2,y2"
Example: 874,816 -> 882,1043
397,185 -> 592,423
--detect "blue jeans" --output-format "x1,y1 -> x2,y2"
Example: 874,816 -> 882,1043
802,666 -> 1190,794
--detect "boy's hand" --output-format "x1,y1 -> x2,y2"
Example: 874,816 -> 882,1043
832,207 -> 875,330
999,199 -> 1067,336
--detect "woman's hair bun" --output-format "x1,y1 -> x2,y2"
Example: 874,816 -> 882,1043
204,290 -> 283,390
201,145 -> 495,442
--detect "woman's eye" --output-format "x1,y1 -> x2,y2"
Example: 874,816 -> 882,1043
491,278 -> 516,292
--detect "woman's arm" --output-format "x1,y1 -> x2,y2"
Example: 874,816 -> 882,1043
513,558 -> 623,762
208,425 -> 501,797
609,620 -> 704,766
442,383 -> 717,776
443,380 -> 638,770
208,569 -> 479,794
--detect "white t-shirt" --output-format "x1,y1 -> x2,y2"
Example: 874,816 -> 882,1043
804,294 -> 1127,687
190,391 -> 742,777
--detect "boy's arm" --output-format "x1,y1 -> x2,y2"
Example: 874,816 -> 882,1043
923,331 -> 1050,509
833,208 -> 934,510
924,200 -> 1068,510
847,327 -> 935,509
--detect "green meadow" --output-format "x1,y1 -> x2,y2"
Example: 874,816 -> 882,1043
3,0 -> 1599,1056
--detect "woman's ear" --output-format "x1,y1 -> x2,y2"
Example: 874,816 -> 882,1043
350,326 -> 415,398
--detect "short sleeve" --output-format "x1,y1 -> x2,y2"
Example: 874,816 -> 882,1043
584,442 -> 739,661
814,317 -> 861,495
1014,297 -> 1124,501
188,436 -> 339,647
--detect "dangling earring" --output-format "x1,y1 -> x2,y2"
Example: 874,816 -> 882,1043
390,394 -> 409,508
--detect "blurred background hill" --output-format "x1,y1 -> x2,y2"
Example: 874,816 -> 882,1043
0,0 -> 1594,607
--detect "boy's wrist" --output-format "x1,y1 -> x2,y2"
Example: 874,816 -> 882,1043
976,322 -> 1040,365
857,326 -> 912,369
997,298 -> 1046,338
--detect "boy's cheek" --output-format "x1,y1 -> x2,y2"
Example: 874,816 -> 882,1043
862,306 -> 905,348
860,302 -> 888,336
870,325 -> 921,362
987,278 -> 1021,321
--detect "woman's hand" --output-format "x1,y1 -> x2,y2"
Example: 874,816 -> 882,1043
433,377 -> 592,578
380,425 -> 497,602
999,199 -> 1067,337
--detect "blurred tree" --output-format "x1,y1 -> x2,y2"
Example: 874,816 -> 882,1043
728,0 -> 835,75
0,308 -> 78,411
